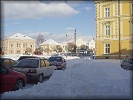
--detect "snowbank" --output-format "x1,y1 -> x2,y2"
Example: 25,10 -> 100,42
1,56 -> 132,99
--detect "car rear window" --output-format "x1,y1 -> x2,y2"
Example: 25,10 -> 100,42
49,57 -> 62,62
16,59 -> 39,68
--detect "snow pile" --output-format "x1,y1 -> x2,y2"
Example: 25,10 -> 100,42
1,57 -> 132,99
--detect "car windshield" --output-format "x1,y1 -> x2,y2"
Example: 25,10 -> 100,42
49,57 -> 62,62
15,59 -> 39,68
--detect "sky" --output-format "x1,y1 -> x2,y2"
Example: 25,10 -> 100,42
1,54 -> 132,99
1,1 -> 96,43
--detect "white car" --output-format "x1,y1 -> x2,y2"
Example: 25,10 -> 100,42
12,57 -> 57,83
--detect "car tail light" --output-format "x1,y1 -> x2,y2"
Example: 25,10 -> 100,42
27,69 -> 37,74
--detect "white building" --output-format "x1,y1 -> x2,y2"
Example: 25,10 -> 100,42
88,38 -> 95,52
40,39 -> 59,55
76,38 -> 88,48
1,33 -> 36,54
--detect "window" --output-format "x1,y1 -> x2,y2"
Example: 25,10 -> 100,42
11,44 -> 13,47
16,59 -> 38,68
131,4 -> 133,14
40,59 -> 46,67
10,59 -> 16,65
104,44 -> 110,54
17,43 -> 18,47
19,44 -> 21,47
105,7 -> 110,17
105,25 -> 110,35
44,59 -> 50,66
1,66 -> 8,74
17,50 -> 20,54
3,59 -> 10,66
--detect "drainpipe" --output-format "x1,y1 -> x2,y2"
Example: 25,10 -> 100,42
118,0 -> 121,59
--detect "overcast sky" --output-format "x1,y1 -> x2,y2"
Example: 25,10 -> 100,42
1,1 -> 96,42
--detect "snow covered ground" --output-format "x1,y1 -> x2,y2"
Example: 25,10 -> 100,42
1,55 -> 132,99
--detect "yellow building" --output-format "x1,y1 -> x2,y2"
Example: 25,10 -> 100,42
95,0 -> 133,59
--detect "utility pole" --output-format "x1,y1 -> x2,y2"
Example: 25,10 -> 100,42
118,0 -> 121,59
66,34 -> 68,57
74,29 -> 76,46
74,29 -> 77,56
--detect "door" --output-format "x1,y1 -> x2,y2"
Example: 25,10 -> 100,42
44,59 -> 55,75
0,66 -> 14,93
40,59 -> 50,77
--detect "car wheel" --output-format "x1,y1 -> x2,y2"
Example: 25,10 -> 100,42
14,80 -> 23,90
38,74 -> 43,83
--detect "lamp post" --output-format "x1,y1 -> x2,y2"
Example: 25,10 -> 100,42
66,34 -> 68,57
74,29 -> 77,55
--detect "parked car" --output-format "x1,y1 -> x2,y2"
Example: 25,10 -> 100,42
48,56 -> 66,70
121,57 -> 133,70
34,51 -> 43,55
17,55 -> 38,62
11,57 -> 57,83
0,64 -> 27,93
0,58 -> 17,68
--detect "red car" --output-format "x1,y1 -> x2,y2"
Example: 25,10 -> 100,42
0,64 -> 27,93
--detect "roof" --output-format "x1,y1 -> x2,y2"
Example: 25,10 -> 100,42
40,39 -> 59,45
6,33 -> 35,41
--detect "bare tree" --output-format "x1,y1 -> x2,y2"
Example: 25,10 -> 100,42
52,45 -> 63,53
35,47 -> 44,53
36,34 -> 44,47
25,47 -> 32,54
67,43 -> 76,53
43,48 -> 51,53
80,44 -> 88,50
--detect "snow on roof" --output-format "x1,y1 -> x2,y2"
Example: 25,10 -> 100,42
7,33 -> 35,41
40,39 -> 59,45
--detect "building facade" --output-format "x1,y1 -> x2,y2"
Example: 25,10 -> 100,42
95,0 -> 133,59
1,33 -> 36,55
40,39 -> 59,55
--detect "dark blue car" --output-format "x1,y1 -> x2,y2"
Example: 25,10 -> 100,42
48,56 -> 66,70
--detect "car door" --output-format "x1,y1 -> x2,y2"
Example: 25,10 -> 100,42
44,59 -> 55,76
39,59 -> 50,77
0,66 -> 14,93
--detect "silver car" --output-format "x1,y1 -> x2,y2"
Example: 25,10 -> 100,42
121,57 -> 133,70
12,57 -> 57,83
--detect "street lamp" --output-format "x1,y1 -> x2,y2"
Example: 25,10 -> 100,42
74,29 -> 77,55
66,34 -> 68,57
